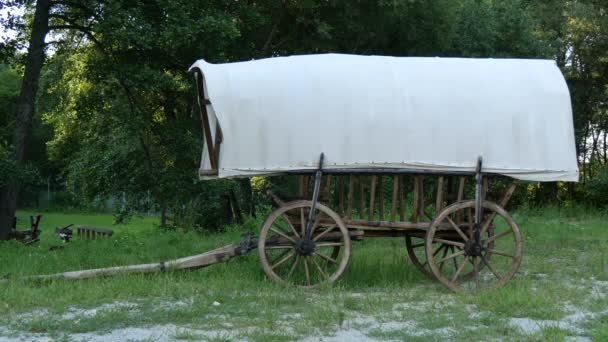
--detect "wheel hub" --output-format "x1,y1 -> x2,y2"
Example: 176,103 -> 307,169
295,238 -> 315,256
464,239 -> 483,257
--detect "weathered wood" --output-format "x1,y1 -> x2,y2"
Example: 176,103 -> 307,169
483,178 -> 488,200
24,244 -> 240,282
324,175 -> 332,201
436,176 -> 444,213
390,175 -> 399,222
378,176 -> 384,220
303,176 -> 309,197
298,176 -> 304,197
344,219 -> 430,230
398,176 -> 405,222
457,176 -> 465,223
338,176 -> 344,215
499,181 -> 517,208
358,176 -> 364,217
411,176 -> 420,222
457,176 -> 465,201
369,175 -> 377,222
347,175 -> 354,220
419,176 -> 425,218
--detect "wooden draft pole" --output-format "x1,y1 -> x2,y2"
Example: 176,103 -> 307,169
3,244 -> 245,283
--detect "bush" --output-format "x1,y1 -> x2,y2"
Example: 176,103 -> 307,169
585,168 -> 608,208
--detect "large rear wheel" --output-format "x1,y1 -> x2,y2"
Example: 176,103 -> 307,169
425,200 -> 523,292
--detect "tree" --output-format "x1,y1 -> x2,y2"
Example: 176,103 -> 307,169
0,0 -> 102,238
0,0 -> 50,239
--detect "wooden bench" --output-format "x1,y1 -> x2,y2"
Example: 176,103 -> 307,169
76,226 -> 113,240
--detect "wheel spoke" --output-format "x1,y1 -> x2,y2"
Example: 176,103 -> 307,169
312,224 -> 337,242
486,229 -> 512,244
439,245 -> 449,271
303,257 -> 311,286
265,245 -> 294,250
433,244 -> 445,257
411,242 -> 425,249
287,255 -> 300,278
473,256 -> 480,289
450,246 -> 459,272
488,249 -> 515,258
270,227 -> 297,244
316,242 -> 343,248
311,256 -> 329,279
481,256 -> 501,279
432,238 -> 465,248
445,216 -> 469,242
271,251 -> 295,270
436,249 -> 465,265
450,256 -> 468,282
269,248 -> 292,265
281,214 -> 300,239
479,212 -> 498,236
300,208 -> 306,237
309,212 -> 327,236
315,252 -> 337,264
467,208 -> 474,238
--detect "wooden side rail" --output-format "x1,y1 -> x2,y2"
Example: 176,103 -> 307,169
295,174 -> 517,226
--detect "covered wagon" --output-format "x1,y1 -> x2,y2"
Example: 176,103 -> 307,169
189,54 -> 578,292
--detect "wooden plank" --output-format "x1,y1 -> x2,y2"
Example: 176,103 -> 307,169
436,176 -> 444,213
303,176 -> 309,198
499,181 -> 517,208
390,175 -> 399,222
298,176 -> 304,197
358,176 -> 364,217
324,175 -> 332,201
483,178 -> 488,200
457,176 -> 465,223
457,176 -> 465,201
369,175 -> 377,222
378,176 -> 384,220
338,177 -> 344,215
411,176 -> 420,222
344,219 -> 430,230
419,176 -> 425,218
398,176 -> 405,222
347,175 -> 355,220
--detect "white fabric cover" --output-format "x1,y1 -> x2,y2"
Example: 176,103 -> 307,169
190,54 -> 579,182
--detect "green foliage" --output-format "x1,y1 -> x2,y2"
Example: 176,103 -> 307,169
0,64 -> 20,145
0,143 -> 39,187
584,166 -> 608,207
3,0 -> 606,228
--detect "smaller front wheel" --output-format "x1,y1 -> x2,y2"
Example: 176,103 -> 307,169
258,200 -> 351,288
425,200 -> 523,292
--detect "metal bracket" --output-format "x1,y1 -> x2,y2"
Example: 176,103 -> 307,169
473,156 -> 483,255
239,231 -> 257,254
304,153 -> 325,240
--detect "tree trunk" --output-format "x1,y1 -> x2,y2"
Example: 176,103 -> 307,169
0,0 -> 51,240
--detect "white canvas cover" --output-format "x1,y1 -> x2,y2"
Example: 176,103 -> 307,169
190,54 -> 579,182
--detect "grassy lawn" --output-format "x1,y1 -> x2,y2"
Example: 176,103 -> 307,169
0,207 -> 607,341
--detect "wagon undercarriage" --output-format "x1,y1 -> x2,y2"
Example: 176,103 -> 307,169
257,155 -> 523,293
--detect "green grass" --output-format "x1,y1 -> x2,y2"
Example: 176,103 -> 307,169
0,206 -> 607,341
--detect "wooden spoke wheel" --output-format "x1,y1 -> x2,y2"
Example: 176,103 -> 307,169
258,200 -> 351,288
425,200 -> 523,292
